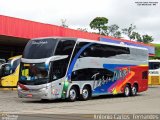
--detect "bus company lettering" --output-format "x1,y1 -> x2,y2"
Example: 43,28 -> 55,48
92,67 -> 131,89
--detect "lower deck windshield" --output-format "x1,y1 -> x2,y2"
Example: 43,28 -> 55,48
19,63 -> 49,85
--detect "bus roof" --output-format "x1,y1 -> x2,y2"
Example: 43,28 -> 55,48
78,38 -> 148,51
8,55 -> 22,60
30,37 -> 148,51
149,59 -> 160,62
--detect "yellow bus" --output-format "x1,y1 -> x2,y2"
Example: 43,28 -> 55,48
149,60 -> 160,85
0,55 -> 21,87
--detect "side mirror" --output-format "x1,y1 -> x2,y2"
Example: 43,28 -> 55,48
0,63 -> 11,77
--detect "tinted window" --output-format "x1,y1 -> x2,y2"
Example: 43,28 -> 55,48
76,43 -> 130,58
23,39 -> 58,59
149,62 -> 160,70
142,71 -> 148,79
71,68 -> 113,81
50,59 -> 68,81
55,40 -> 75,56
50,40 -> 76,81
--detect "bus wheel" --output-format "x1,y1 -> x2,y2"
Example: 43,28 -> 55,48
131,85 -> 138,96
124,84 -> 131,97
80,86 -> 90,101
68,86 -> 77,102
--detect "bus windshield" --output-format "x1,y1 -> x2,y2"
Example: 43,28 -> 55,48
23,38 -> 58,59
19,63 -> 49,85
149,62 -> 160,70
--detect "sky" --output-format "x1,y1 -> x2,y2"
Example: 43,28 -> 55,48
0,0 -> 159,43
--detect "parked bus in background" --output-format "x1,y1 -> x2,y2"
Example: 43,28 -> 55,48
149,60 -> 160,85
18,37 -> 148,101
0,55 -> 21,87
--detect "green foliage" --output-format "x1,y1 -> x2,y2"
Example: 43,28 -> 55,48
113,31 -> 122,38
122,28 -> 154,43
122,24 -> 136,40
130,32 -> 142,42
90,17 -> 108,35
106,24 -> 121,38
154,44 -> 160,58
89,18 -> 154,44
150,44 -> 160,59
142,34 -> 154,43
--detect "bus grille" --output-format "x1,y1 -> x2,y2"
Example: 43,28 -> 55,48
151,76 -> 160,85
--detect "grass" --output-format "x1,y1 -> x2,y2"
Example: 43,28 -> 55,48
154,44 -> 160,57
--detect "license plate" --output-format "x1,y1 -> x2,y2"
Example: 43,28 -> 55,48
27,94 -> 33,97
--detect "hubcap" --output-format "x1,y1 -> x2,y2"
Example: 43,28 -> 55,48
132,87 -> 137,95
70,89 -> 76,100
82,89 -> 89,99
125,87 -> 130,96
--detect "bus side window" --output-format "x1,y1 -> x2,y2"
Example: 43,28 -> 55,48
51,59 -> 67,81
82,43 -> 129,58
142,71 -> 148,79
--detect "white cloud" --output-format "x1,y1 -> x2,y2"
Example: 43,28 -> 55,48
0,0 -> 159,43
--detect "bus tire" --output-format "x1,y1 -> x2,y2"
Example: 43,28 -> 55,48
131,84 -> 138,96
68,86 -> 77,102
124,84 -> 131,97
80,86 -> 91,101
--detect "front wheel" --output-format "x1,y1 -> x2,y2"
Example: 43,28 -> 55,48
68,86 -> 77,102
124,85 -> 131,97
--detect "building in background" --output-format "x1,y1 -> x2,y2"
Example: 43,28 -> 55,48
0,15 -> 155,59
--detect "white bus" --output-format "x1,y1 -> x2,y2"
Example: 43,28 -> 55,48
149,60 -> 160,85
18,37 -> 148,101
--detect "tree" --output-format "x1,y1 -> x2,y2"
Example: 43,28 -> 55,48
142,34 -> 154,43
122,24 -> 136,40
130,32 -> 142,42
90,17 -> 108,35
129,32 -> 154,43
113,31 -> 122,38
105,24 -> 122,38
106,24 -> 119,36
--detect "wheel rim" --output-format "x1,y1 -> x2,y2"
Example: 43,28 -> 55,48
125,87 -> 130,96
132,87 -> 137,95
70,89 -> 76,100
82,89 -> 89,99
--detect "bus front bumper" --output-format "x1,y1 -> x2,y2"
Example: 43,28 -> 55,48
18,87 -> 51,100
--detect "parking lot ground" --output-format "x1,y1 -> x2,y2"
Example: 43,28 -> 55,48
0,86 -> 160,119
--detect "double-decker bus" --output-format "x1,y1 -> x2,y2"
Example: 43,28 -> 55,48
18,37 -> 148,101
149,60 -> 160,85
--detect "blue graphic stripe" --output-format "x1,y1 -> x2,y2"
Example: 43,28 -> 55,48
67,43 -> 94,80
93,81 -> 117,94
103,64 -> 135,72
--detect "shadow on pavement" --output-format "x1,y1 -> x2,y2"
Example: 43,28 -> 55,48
21,93 -> 145,104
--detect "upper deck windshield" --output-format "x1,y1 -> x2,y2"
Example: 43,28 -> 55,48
23,38 -> 58,59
